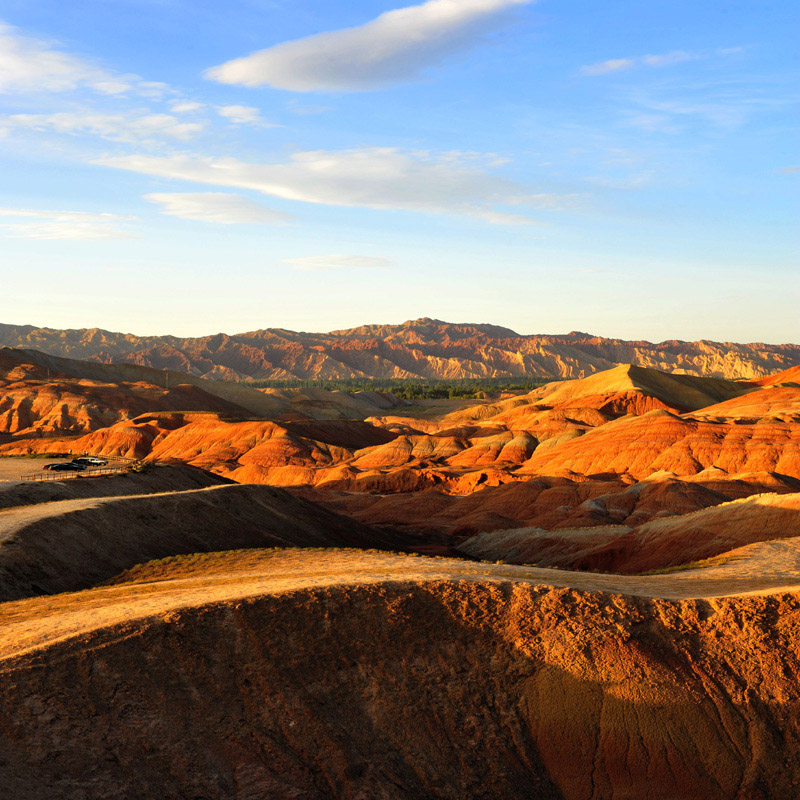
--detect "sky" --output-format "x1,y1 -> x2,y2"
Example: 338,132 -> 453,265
0,0 -> 797,342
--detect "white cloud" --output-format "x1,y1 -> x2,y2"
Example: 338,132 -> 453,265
215,104 -> 273,125
0,207 -> 138,239
0,21 -> 168,97
206,0 -> 532,92
145,192 -> 291,224
284,254 -> 396,271
0,21 -> 106,93
581,51 -> 697,77
627,113 -> 680,133
632,97 -> 751,129
584,171 -> 654,190
580,58 -> 635,76
1,111 -> 204,143
97,147 -> 554,223
472,210 -> 540,225
780,166 -> 800,174
170,100 -> 205,113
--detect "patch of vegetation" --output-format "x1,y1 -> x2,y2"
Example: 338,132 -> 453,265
105,547 -> 440,586
243,377 -> 551,401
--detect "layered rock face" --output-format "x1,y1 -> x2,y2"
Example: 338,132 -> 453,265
0,348 -> 250,439
457,491 -> 800,571
1,318 -> 798,380
2,550 -> 800,800
0,348 -> 408,441
4,361 -> 800,546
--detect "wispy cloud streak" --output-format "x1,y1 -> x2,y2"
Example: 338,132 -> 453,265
206,0 -> 532,92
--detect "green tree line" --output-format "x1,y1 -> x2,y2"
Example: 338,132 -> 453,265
243,377 -> 550,400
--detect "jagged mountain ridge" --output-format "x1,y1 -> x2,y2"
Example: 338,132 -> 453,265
1,318 -> 798,381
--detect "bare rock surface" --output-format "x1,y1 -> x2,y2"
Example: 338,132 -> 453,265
2,318 -> 798,380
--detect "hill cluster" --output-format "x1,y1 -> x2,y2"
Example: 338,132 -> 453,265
0,347 -> 407,442
5,357 -> 799,541
2,318 -> 799,380
2,340 -> 800,798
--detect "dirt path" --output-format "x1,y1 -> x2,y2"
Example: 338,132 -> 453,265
2,538 -> 800,662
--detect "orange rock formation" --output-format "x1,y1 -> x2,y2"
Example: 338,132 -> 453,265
3,356 -> 800,557
2,318 -> 798,380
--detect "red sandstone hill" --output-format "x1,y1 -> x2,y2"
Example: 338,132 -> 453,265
1,318 -> 798,380
754,364 -> 800,386
456,491 -> 800,573
0,348 -> 408,441
5,361 -> 800,539
0,348 -> 250,439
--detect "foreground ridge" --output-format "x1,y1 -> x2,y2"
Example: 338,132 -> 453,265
2,548 -> 800,799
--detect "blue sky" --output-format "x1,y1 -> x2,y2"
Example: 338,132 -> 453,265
0,0 -> 797,341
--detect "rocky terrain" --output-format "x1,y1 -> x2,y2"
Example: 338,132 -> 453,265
0,468 -> 415,602
457,491 -> 800,572
3,546 -> 800,799
0,348 -> 407,443
2,317 -> 799,380
2,345 -> 800,798
8,360 -> 798,540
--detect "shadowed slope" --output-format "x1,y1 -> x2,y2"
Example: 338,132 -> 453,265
0,464 -> 231,511
0,484 -> 411,601
587,492 -> 800,573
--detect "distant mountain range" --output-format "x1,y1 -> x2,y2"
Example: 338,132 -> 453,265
1,318 -> 798,381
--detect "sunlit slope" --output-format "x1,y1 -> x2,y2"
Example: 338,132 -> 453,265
689,385 -> 800,419
0,347 -> 408,425
445,363 -> 755,424
2,319 -> 798,380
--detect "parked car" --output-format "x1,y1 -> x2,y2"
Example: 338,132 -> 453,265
72,456 -> 108,466
44,462 -> 87,472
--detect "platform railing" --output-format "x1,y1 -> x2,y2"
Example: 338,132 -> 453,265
19,456 -> 143,482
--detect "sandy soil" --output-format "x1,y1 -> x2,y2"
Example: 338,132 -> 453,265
2,539 -> 800,662
0,455 -> 128,489
0,457 -> 67,483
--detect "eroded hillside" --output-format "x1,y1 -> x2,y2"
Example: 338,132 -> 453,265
2,548 -> 800,799
0,348 -> 408,442
4,360 -> 800,546
2,318 -> 798,380
3,350 -> 800,799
